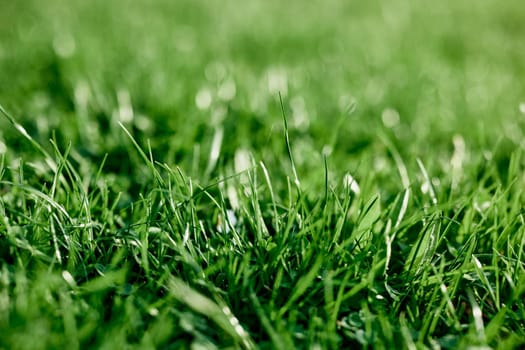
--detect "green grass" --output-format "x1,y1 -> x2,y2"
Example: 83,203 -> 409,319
1,0 -> 525,348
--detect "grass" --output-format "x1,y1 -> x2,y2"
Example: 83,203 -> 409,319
1,0 -> 525,348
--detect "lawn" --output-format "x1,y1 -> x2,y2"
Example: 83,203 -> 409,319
1,0 -> 525,348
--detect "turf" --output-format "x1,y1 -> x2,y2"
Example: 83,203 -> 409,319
1,0 -> 525,349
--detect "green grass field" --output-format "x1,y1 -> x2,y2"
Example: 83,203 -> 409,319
1,0 -> 525,348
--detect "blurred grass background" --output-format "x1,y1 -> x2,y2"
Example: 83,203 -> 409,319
2,1 -> 524,178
